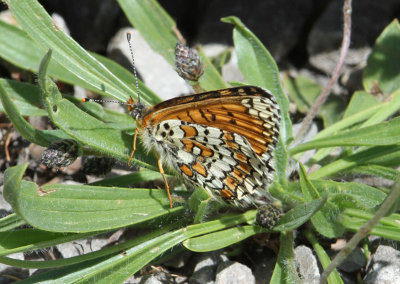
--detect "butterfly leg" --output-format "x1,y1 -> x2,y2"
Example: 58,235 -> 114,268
128,128 -> 139,166
158,158 -> 173,208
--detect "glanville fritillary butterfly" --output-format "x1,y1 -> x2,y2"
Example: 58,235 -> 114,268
127,86 -> 281,209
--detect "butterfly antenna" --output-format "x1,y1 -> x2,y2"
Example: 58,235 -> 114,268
126,32 -> 141,103
81,97 -> 127,105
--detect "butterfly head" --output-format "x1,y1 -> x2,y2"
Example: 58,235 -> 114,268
127,96 -> 146,121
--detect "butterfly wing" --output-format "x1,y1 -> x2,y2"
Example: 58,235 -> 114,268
142,86 -> 280,161
139,86 -> 280,207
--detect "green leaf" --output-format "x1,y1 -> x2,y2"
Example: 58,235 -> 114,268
89,168 -> 166,187
0,214 -> 25,232
183,226 -> 261,252
5,0 -> 156,104
5,179 -> 182,232
283,74 -> 322,113
342,209 -> 400,240
343,91 -> 379,119
0,229 -> 93,256
309,145 -> 400,179
0,79 -> 46,116
299,163 -> 320,200
196,46 -> 228,90
0,80 -> 51,146
271,232 -> 301,284
0,18 -> 160,105
344,165 -> 400,181
298,165 -> 344,238
315,180 -> 386,210
290,116 -> 400,155
222,16 -> 292,144
3,163 -> 29,211
4,162 -> 181,233
302,89 -> 400,163
37,50 -> 154,169
304,230 -> 344,284
363,19 -> 400,94
117,0 -> 178,65
273,196 -> 327,232
283,74 -> 345,127
20,212 -> 257,283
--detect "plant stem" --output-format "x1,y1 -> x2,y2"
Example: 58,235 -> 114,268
295,0 -> 352,143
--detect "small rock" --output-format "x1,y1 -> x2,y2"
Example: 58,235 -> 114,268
215,261 -> 255,284
364,245 -> 400,284
190,253 -> 219,284
294,245 -> 320,284
337,247 -> 366,273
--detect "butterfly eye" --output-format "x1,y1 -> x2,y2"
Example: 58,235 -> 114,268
131,102 -> 146,120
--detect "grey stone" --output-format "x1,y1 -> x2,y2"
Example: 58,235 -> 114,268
190,253 -> 219,284
364,245 -> 400,284
337,247 -> 367,273
294,245 -> 320,284
215,261 -> 255,284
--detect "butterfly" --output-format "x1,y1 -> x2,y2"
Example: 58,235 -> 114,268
127,86 -> 280,209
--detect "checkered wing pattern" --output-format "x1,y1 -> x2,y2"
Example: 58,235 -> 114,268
139,86 -> 280,207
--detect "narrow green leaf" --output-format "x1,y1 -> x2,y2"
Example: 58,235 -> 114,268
38,49 -> 156,169
345,165 -> 400,181
3,163 -> 29,211
0,79 -> 46,116
0,229 -> 94,257
271,232 -> 301,284
299,164 -> 320,200
304,230 -> 344,284
343,91 -> 379,119
342,209 -> 400,240
0,18 -> 160,105
299,165 -> 344,238
20,212 -> 256,283
196,46 -> 228,90
183,226 -> 260,252
0,214 -> 25,232
309,145 -> 400,179
117,0 -> 177,65
5,179 -> 181,232
89,169 -> 165,187
273,196 -> 327,231
0,80 -> 50,146
289,179 -> 386,211
222,16 -> 292,143
302,89 -> 400,163
6,0 -> 144,103
363,19 -> 400,94
0,223 -> 178,269
290,116 -> 400,155
283,74 -> 345,127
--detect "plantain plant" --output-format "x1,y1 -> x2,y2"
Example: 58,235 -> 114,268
0,0 -> 399,283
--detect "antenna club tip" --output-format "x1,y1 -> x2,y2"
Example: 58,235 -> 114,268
81,98 -> 89,102
127,32 -> 131,41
